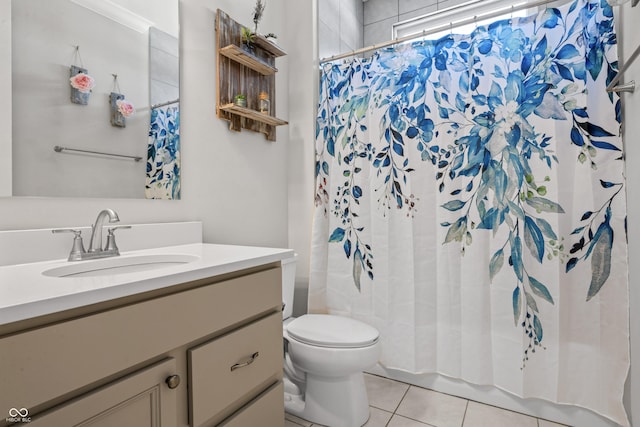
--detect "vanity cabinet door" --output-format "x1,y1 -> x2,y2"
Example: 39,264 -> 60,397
28,358 -> 178,427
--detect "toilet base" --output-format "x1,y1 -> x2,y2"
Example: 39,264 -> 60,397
284,372 -> 370,427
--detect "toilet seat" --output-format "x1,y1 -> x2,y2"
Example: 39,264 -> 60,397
286,314 -> 379,348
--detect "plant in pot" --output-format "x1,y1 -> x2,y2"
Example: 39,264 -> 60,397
241,27 -> 255,54
234,94 -> 247,108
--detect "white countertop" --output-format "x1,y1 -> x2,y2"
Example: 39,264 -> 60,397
0,243 -> 294,326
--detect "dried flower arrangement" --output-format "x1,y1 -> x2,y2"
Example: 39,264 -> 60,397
252,0 -> 265,35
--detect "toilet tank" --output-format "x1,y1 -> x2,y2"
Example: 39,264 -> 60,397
281,254 -> 297,320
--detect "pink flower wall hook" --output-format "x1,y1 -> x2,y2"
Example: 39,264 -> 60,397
116,99 -> 135,118
69,46 -> 93,105
109,74 -> 134,127
69,66 -> 94,105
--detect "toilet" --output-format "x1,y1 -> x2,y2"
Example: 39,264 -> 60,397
281,255 -> 381,427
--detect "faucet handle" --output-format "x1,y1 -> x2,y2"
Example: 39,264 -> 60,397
105,226 -> 131,252
52,229 -> 86,261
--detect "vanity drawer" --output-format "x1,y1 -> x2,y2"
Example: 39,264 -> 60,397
218,381 -> 284,427
188,312 -> 282,427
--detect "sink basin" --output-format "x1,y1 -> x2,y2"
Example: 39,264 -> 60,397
42,254 -> 200,278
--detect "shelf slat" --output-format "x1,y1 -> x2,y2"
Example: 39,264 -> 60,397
220,104 -> 289,126
252,35 -> 287,57
219,45 -> 277,75
219,104 -> 288,126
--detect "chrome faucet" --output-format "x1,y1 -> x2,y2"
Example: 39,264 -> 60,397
52,209 -> 130,261
88,209 -> 120,252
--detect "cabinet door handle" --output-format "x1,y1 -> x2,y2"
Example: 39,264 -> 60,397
165,375 -> 181,389
230,351 -> 260,371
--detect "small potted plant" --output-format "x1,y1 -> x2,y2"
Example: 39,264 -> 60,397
241,27 -> 255,53
234,94 -> 247,108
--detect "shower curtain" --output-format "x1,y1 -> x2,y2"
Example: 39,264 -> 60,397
145,105 -> 181,199
309,0 -> 629,425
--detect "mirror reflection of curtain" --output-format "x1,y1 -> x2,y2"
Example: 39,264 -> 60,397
146,105 -> 180,199
310,0 -> 629,425
145,27 -> 180,199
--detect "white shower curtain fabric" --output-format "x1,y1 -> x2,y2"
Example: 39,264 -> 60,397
310,0 -> 630,425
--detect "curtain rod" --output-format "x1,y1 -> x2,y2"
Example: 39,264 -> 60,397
320,0 -> 599,64
605,42 -> 640,93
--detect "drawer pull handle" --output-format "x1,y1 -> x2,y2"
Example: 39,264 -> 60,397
230,351 -> 260,371
165,375 -> 181,389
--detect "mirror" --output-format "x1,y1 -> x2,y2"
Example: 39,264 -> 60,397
11,0 -> 180,199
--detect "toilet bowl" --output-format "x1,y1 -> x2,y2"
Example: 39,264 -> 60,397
281,256 -> 381,427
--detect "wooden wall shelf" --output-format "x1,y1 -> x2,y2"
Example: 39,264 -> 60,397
219,104 -> 288,126
219,45 -> 277,75
253,35 -> 287,57
216,9 -> 287,141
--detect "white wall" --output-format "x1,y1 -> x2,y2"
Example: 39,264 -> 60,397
0,1 -> 11,198
286,0 -> 317,316
363,0 -> 469,46
178,0 -> 291,249
318,0 -> 363,60
0,0 -> 303,253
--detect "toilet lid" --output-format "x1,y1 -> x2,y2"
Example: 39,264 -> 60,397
286,314 -> 379,348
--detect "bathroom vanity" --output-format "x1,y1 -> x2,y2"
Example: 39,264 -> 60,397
0,232 -> 292,427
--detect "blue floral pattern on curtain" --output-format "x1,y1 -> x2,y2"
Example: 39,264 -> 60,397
316,0 -> 623,362
146,106 -> 181,200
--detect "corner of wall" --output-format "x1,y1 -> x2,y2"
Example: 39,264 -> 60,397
285,0 -> 318,314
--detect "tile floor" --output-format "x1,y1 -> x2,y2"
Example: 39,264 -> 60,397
285,373 -> 569,427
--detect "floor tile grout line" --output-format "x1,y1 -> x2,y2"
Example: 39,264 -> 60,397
460,398 -> 469,427
388,412 -> 439,427
389,384 -> 440,427
382,379 -> 411,427
393,382 -> 412,414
